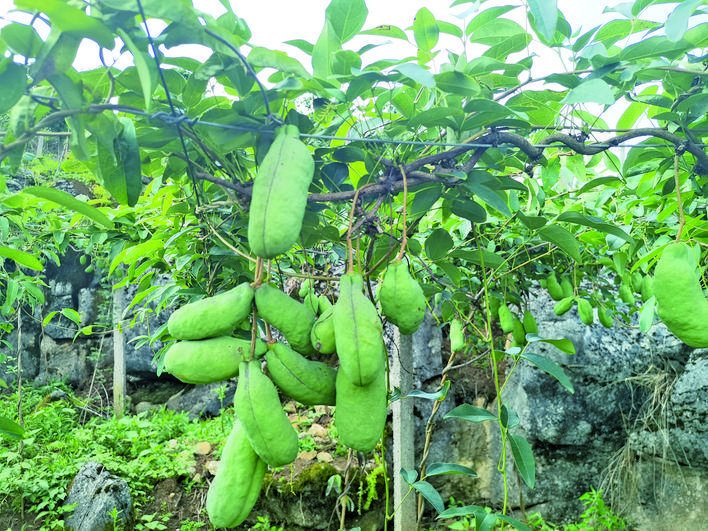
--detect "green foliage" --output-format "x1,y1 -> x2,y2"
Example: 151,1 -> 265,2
0,385 -> 226,528
0,0 -> 706,528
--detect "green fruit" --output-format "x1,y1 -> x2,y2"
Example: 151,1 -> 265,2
511,317 -> 526,345
298,279 -> 312,298
554,297 -> 574,316
598,307 -> 613,328
640,275 -> 654,301
318,295 -> 333,313
206,418 -> 266,528
498,304 -> 514,333
522,310 -> 538,335
333,273 -> 384,387
547,274 -> 564,301
378,260 -> 426,335
168,282 -> 254,340
632,271 -> 644,292
653,242 -> 708,347
310,305 -> 336,354
235,360 -> 299,467
488,296 -> 501,319
561,277 -> 573,299
247,125 -> 315,258
266,342 -> 336,406
164,336 -> 266,384
335,363 -> 387,453
255,284 -> 316,355
577,298 -> 594,326
619,283 -> 635,305
449,319 -> 465,353
303,291 -> 319,316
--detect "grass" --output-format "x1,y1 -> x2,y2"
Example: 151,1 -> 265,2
0,382 -> 227,530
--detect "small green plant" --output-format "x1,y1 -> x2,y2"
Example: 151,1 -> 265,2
527,488 -> 627,530
134,512 -> 169,531
179,521 -> 206,531
251,515 -> 284,531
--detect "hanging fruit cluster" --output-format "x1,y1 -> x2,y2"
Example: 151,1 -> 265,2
162,125 -> 430,527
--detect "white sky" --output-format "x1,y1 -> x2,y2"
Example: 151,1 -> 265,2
0,0 -> 674,72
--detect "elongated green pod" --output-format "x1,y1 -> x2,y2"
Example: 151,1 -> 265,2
168,282 -> 254,340
310,305 -> 336,354
164,336 -> 266,384
654,242 -> 708,347
333,273 -> 384,386
235,360 -> 299,467
547,274 -> 564,301
577,298 -> 594,326
248,125 -> 315,258
335,363 -> 387,453
379,260 -> 426,335
266,342 -> 336,406
619,283 -> 635,305
598,307 -> 613,328
511,317 -> 526,345
449,319 -> 465,353
206,418 -> 266,528
561,277 -> 573,298
554,297 -> 574,316
522,310 -> 538,335
498,304 -> 514,333
255,284 -> 316,354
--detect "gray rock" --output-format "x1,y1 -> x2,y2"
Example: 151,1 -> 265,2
64,461 -> 133,531
166,380 -> 237,419
37,336 -> 98,387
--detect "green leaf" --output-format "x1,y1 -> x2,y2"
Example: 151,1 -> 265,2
360,25 -> 408,40
462,180 -> 511,217
444,403 -> 497,423
665,0 -> 703,42
96,118 -> 143,207
538,224 -> 581,262
15,0 -> 115,48
117,28 -> 157,113
248,47 -> 309,78
0,245 -> 43,271
0,61 -> 27,114
426,462 -> 477,478
434,71 -> 480,96
395,63 -> 435,88
575,176 -> 621,195
47,72 -> 89,159
639,296 -> 656,333
1,23 -> 43,57
413,8 -> 439,52
508,433 -> 535,489
450,198 -> 487,223
425,228 -> 454,260
22,186 -> 115,229
407,381 -> 450,401
437,504 -> 487,519
400,468 -> 418,485
412,480 -> 445,514
0,415 -> 25,440
527,0 -> 558,41
312,20 -> 340,78
450,248 -> 507,271
562,78 -> 615,105
557,212 -> 633,245
521,351 -> 574,393
517,211 -> 547,230
500,403 -> 520,430
325,0 -> 368,44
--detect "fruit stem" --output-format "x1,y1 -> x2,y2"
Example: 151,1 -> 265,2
674,152 -> 685,241
396,165 -> 409,261
346,183 -> 378,273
